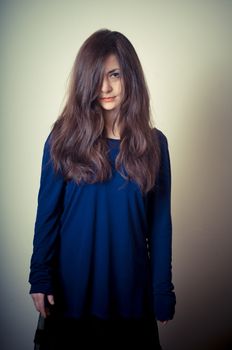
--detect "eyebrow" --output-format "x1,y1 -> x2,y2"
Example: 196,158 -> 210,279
107,68 -> 120,74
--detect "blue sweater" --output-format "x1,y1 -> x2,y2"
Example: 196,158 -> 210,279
29,129 -> 176,321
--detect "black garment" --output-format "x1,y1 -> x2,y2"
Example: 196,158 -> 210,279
34,313 -> 162,350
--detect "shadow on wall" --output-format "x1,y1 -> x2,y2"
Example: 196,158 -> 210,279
160,67 -> 232,350
206,332 -> 232,350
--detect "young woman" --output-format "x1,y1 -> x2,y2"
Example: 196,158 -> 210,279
29,29 -> 176,349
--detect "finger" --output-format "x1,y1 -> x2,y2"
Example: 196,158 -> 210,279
36,298 -> 47,318
47,295 -> 55,305
31,293 -> 47,318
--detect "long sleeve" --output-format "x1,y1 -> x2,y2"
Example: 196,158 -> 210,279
146,130 -> 176,321
29,134 -> 66,294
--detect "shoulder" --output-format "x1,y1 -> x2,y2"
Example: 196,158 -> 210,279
42,130 -> 54,157
44,130 -> 53,148
152,127 -> 168,147
40,131 -> 54,166
152,128 -> 171,170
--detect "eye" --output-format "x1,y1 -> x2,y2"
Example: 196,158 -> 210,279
110,71 -> 120,79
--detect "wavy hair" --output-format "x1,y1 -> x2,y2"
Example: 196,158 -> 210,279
49,29 -> 161,195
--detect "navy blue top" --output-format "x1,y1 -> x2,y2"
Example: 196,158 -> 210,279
29,129 -> 176,321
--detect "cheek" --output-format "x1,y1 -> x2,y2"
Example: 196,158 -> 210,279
119,85 -> 124,101
118,81 -> 124,96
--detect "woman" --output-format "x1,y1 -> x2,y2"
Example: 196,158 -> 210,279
29,29 -> 176,349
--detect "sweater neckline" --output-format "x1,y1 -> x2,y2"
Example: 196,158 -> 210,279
106,138 -> 120,141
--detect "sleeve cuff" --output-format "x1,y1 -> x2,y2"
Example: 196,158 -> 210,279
29,283 -> 54,295
154,292 -> 176,321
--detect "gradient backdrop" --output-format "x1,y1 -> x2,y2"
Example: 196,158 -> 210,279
1,1 -> 232,349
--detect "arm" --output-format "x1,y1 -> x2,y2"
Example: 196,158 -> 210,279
29,134 -> 66,314
147,130 -> 176,322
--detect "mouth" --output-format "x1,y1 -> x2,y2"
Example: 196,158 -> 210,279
99,96 -> 116,102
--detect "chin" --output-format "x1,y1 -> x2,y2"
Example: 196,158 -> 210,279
101,104 -> 119,111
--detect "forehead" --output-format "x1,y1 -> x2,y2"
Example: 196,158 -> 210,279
103,54 -> 120,72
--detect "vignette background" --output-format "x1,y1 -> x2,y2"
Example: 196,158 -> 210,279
1,1 -> 232,349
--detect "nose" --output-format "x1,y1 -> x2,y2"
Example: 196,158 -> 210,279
101,77 -> 112,94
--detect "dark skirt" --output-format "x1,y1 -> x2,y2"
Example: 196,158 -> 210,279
34,312 -> 162,350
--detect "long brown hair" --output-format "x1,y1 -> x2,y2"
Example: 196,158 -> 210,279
49,29 -> 161,195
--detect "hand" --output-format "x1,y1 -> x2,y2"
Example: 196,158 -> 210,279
31,293 -> 55,318
160,320 -> 168,325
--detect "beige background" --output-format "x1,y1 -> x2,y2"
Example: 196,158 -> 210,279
1,1 -> 232,349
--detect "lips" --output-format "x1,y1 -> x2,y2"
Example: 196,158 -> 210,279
99,97 -> 116,102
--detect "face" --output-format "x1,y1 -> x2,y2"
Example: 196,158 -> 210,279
98,54 -> 124,114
